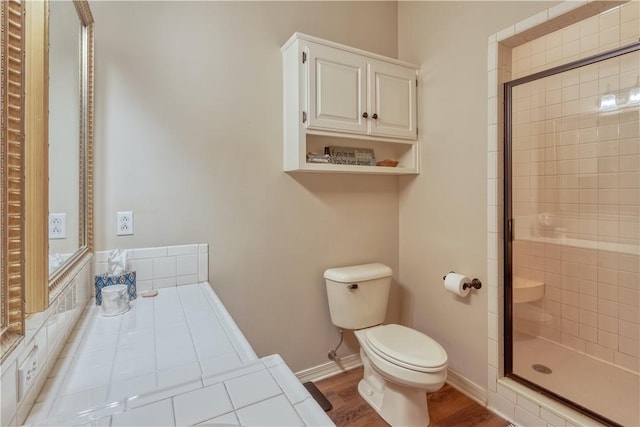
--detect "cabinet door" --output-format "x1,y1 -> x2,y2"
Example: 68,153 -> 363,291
368,61 -> 417,140
306,43 -> 368,134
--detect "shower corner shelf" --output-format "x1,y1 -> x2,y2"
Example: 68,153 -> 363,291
513,277 -> 545,303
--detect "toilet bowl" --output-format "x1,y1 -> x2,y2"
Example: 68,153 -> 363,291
324,263 -> 448,426
355,324 -> 447,426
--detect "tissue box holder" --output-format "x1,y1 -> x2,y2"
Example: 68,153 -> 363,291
95,271 -> 137,305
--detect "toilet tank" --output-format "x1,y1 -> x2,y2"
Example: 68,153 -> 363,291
324,263 -> 392,330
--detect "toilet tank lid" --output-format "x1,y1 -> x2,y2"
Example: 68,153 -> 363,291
324,263 -> 392,283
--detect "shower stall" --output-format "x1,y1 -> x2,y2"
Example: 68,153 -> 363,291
505,40 -> 640,426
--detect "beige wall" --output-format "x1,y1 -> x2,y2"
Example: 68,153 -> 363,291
397,1 -> 559,389
92,1 -> 400,372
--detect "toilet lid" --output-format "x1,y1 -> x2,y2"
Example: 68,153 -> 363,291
365,324 -> 448,372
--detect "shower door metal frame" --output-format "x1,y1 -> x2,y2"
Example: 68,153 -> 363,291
503,40 -> 640,427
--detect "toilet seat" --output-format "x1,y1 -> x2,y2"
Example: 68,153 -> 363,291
364,324 -> 447,373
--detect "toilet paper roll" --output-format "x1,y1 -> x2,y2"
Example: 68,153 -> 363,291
444,273 -> 471,297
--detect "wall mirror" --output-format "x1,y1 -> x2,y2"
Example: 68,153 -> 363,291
48,0 -> 82,277
2,0 -> 93,358
47,0 -> 94,296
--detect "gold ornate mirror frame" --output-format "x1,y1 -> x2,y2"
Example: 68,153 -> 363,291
1,0 -> 93,360
1,0 -> 26,357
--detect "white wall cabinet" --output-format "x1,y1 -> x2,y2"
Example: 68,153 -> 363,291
282,33 -> 420,175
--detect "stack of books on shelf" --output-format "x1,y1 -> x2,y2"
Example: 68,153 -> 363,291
306,152 -> 330,163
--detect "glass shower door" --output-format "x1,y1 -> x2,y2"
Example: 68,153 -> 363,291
506,45 -> 639,426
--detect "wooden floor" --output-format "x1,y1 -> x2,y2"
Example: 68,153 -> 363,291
313,367 -> 509,427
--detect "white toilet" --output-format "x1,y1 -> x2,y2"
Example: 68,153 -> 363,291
324,263 -> 448,427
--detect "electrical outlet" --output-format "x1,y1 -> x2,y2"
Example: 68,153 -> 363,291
19,346 -> 39,401
117,211 -> 134,236
49,213 -> 66,239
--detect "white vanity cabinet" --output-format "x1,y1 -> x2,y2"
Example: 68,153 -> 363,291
282,32 -> 420,175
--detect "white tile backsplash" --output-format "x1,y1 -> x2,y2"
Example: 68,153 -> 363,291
167,244 -> 199,256
93,244 -> 209,292
177,254 -> 198,276
153,276 -> 178,289
153,257 -> 177,279
129,258 -> 152,281
198,253 -> 209,282
132,247 -> 168,260
177,274 -> 198,286
136,279 -> 153,292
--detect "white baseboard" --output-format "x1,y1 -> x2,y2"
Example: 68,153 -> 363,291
294,355 -> 488,409
295,353 -> 362,384
445,367 -> 487,406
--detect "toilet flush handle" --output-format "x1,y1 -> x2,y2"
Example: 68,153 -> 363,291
347,284 -> 358,290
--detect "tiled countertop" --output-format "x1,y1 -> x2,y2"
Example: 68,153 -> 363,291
25,283 -> 334,426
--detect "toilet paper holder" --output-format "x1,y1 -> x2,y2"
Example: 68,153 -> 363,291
442,271 -> 482,291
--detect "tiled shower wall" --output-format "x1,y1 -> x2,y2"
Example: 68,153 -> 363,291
487,1 -> 639,425
513,240 -> 639,372
509,2 -> 639,374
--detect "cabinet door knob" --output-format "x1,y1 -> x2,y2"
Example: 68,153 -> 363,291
372,113 -> 378,119
362,112 -> 368,118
